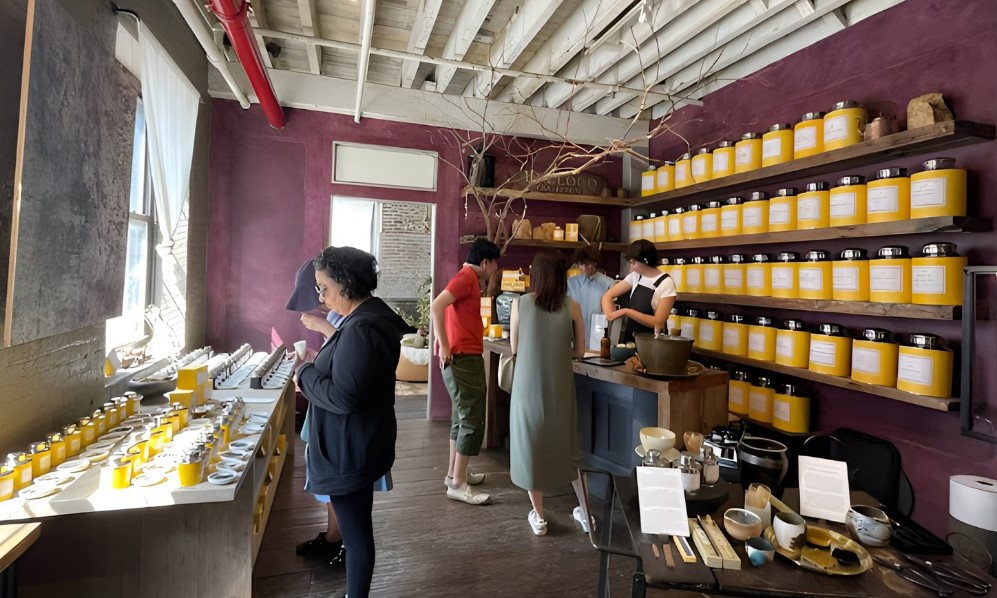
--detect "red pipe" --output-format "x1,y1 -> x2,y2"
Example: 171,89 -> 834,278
210,0 -> 286,129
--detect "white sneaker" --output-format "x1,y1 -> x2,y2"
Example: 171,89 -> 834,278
528,510 -> 548,536
573,506 -> 595,533
446,482 -> 490,505
443,472 -> 485,488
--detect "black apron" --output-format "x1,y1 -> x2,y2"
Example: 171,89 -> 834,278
624,273 -> 670,342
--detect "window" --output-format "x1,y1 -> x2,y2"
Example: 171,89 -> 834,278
330,196 -> 380,257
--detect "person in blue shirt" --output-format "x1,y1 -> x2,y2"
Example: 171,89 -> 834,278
567,246 -> 614,351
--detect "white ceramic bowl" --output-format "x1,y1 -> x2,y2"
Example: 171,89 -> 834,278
639,427 -> 676,453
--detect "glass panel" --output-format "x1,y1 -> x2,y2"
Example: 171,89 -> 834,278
123,218 -> 149,314
128,99 -> 146,214
330,196 -> 375,253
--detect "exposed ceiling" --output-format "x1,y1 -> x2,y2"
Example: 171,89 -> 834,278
193,0 -> 904,141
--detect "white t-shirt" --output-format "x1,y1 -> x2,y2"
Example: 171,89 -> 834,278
625,271 -> 677,312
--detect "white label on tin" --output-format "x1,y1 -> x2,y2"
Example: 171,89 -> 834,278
871,265 -> 904,292
798,196 -> 821,221
809,340 -> 837,366
830,192 -> 857,217
642,222 -> 655,238
795,125 -> 818,151
749,390 -> 770,413
911,177 -> 947,207
773,400 -> 791,423
681,322 -> 697,341
852,347 -> 882,375
725,268 -> 744,288
747,268 -> 765,289
656,169 -> 671,188
770,203 -> 791,224
701,213 -> 718,233
799,267 -> 824,291
912,265 -> 946,294
675,164 -> 688,183
699,324 -> 715,343
771,266 -> 794,289
642,173 -> 655,191
749,331 -> 766,353
735,145 -> 754,166
654,219 -> 667,238
713,152 -> 730,173
683,214 -> 698,234
705,267 -> 721,289
671,269 -> 684,289
833,266 -> 859,291
824,114 -> 850,142
868,186 -> 900,213
898,353 -> 933,386
721,210 -> 740,230
762,138 -> 783,159
729,385 -> 745,408
723,328 -> 741,348
776,335 -> 794,358
743,206 -> 763,227
686,269 -> 701,287
630,223 -> 642,240
668,218 -> 682,236
691,158 -> 708,178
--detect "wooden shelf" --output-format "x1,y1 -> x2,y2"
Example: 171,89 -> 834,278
463,186 -> 633,206
676,293 -> 963,320
729,413 -> 812,437
634,121 -> 995,211
505,238 -> 628,252
652,216 -> 991,251
692,347 -> 958,412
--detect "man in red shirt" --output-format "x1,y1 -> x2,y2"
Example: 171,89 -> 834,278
431,239 -> 500,505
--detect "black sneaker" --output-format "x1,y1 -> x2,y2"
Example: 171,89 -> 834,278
296,532 -> 343,559
329,544 -> 347,566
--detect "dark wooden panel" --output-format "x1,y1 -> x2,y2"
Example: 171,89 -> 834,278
0,0 -> 27,319
6,0 -> 137,345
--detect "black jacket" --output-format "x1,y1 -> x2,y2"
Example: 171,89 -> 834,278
298,297 -> 414,496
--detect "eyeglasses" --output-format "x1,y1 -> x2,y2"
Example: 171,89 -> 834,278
314,284 -> 326,296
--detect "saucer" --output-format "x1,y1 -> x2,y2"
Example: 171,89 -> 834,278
34,471 -> 74,486
634,445 -> 681,463
207,470 -> 239,485
131,471 -> 166,487
229,436 -> 259,450
57,458 -> 91,473
19,483 -> 61,500
216,460 -> 247,473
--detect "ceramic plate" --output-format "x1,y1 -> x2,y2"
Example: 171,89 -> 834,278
80,448 -> 110,462
229,436 -> 259,449
131,471 -> 166,487
216,460 -> 247,473
57,458 -> 91,473
242,396 -> 276,404
109,426 -> 133,435
635,361 -> 707,380
19,483 -> 61,500
207,470 -> 239,485
34,471 -> 74,486
763,526 -> 872,576
239,426 -> 265,436
219,450 -> 251,462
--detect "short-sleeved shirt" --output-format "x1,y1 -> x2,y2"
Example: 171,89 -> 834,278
567,272 -> 614,344
444,265 -> 484,355
625,271 -> 677,312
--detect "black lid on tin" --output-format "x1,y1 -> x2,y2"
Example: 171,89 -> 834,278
816,323 -> 847,337
685,308 -> 700,318
836,175 -> 865,186
778,383 -> 807,397
709,255 -> 728,264
673,206 -> 685,214
732,370 -> 750,382
776,187 -> 797,197
776,252 -> 800,262
688,204 -> 702,211
740,132 -> 762,140
726,314 -> 745,323
690,256 -> 706,264
755,376 -> 773,387
751,253 -> 770,263
922,157 -> 957,171
717,140 -> 735,148
805,181 -> 830,192
706,311 -> 722,320
830,100 -> 861,111
839,248 -> 868,260
861,328 -> 894,343
921,242 -> 960,257
725,196 -> 745,205
769,123 -> 793,132
876,167 -> 908,179
782,319 -> 808,331
674,257 -> 687,265
877,246 -> 908,259
749,191 -> 769,201
804,250 -> 831,262
659,258 -> 670,266
706,200 -> 723,209
755,316 -> 773,326
801,111 -> 826,121
730,253 -> 748,264
903,333 -> 945,350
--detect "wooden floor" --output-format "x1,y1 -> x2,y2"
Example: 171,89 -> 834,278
252,385 -> 635,597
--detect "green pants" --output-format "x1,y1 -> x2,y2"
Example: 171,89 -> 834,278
443,354 -> 486,456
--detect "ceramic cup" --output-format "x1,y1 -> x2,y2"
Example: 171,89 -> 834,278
773,511 -> 806,552
640,427 -> 676,453
846,505 -> 892,547
723,508 -> 763,541
744,501 -> 772,531
293,340 -> 307,360
684,431 -> 704,454
745,537 -> 776,566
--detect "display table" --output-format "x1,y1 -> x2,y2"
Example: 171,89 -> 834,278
0,523 -> 40,598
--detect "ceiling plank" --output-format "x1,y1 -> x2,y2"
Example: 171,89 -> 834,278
400,0 -> 444,88
462,0 -> 564,99
429,0 -> 496,93
248,0 -> 273,68
297,0 -> 322,74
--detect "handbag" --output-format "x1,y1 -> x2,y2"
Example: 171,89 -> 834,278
498,353 -> 516,393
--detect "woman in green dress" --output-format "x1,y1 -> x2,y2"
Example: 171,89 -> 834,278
509,249 -> 592,536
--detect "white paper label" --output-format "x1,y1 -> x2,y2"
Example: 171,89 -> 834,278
794,125 -> 817,151
830,192 -> 857,217
799,267 -> 824,291
642,173 -> 655,191
868,186 -> 900,213
747,268 -> 765,289
681,322 -> 697,341
824,114 -> 849,142
713,152 -> 730,173
898,353 -> 933,386
699,324 -> 715,343
705,267 -> 721,289
725,268 -> 744,288
654,219 -> 667,238
749,331 -> 766,353
723,328 -> 741,348
833,266 -> 859,291
749,390 -> 770,413
743,206 -> 763,227
911,177 -> 946,208
671,269 -> 684,289
809,340 -> 837,366
721,210 -> 740,230
852,347 -> 881,375
735,145 -> 754,166
776,335 -> 794,358
675,164 -> 688,183
912,265 -> 946,294
770,203 -> 791,224
701,213 -> 718,233
729,385 -> 745,407
762,138 -> 783,159
656,169 -> 671,188
798,197 -> 821,221
773,400 -> 791,422
630,223 -> 642,240
668,218 -> 681,236
642,222 -> 655,238
692,158 -> 708,178
771,266 -> 794,289
871,265 -> 904,292
686,269 -> 701,287
683,214 -> 698,234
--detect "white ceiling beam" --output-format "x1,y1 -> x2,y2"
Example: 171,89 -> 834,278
247,0 -> 272,68
463,0 -> 564,99
823,8 -> 849,30
354,0 -> 376,122
400,0 -> 444,88
794,0 -> 815,17
207,67 -> 650,146
297,0 -> 322,75
494,0 -> 636,104
429,0 -> 497,93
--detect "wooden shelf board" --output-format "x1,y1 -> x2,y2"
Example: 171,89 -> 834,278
676,293 -> 962,320
505,239 -> 628,252
691,347 -> 958,412
634,121 -> 995,211
463,186 -> 633,206
252,445 -> 287,562
728,413 -> 812,437
652,216 -> 991,250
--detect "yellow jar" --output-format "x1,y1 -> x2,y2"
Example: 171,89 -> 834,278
629,216 -> 644,242
680,308 -> 699,344
178,458 -> 205,487
127,440 -> 150,467
794,111 -> 825,159
829,175 -> 868,227
641,169 -> 657,197
656,161 -> 676,193
762,123 -> 794,167
79,417 -> 96,448
897,333 -> 953,398
729,371 -> 751,415
724,254 -> 748,296
704,256 -> 727,294
911,242 -> 966,306
30,442 -> 52,478
148,430 -> 167,456
722,315 -> 748,356
685,257 -> 705,293
768,187 -> 798,232
124,391 -> 142,416
735,132 -> 763,173
108,457 -> 133,490
667,308 -> 682,337
0,469 -> 14,502
675,152 -> 692,189
691,147 -> 713,184
776,320 -> 811,368
682,204 -> 703,240
832,248 -> 870,301
747,317 -> 777,362
670,257 -> 687,293
641,214 -> 656,241
720,196 -> 744,236
653,211 -> 669,243
173,403 -> 190,429
808,324 -> 852,377
95,413 -> 107,437
748,377 -> 776,423
851,328 -> 899,387
712,140 -> 736,178
746,254 -> 771,297
771,252 -> 800,299
552,227 -> 564,241
823,101 -> 867,151
772,384 -> 810,434
870,246 -> 912,303
910,157 -> 967,218
700,201 -> 722,238
6,452 -> 32,492
666,208 -> 684,241
46,432 -> 66,468
867,167 -> 911,223
103,402 -> 119,429
698,311 -> 723,351
741,192 -> 769,235
64,424 -> 82,458
797,182 -> 831,229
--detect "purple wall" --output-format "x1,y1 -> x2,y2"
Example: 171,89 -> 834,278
649,0 -> 997,535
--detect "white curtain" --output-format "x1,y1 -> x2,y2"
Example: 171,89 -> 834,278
138,23 -> 199,254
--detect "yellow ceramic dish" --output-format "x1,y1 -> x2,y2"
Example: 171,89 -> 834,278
763,526 -> 872,576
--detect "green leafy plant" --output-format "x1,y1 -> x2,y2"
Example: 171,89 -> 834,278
400,276 -> 432,335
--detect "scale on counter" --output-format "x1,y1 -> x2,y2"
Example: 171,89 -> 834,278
705,421 -> 745,469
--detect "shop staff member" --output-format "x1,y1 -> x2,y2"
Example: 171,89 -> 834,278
567,246 -> 614,350
601,240 -> 677,341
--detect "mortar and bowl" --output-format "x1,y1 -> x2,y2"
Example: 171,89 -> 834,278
633,333 -> 695,376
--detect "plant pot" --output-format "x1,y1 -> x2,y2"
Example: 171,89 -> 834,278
737,436 -> 789,496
